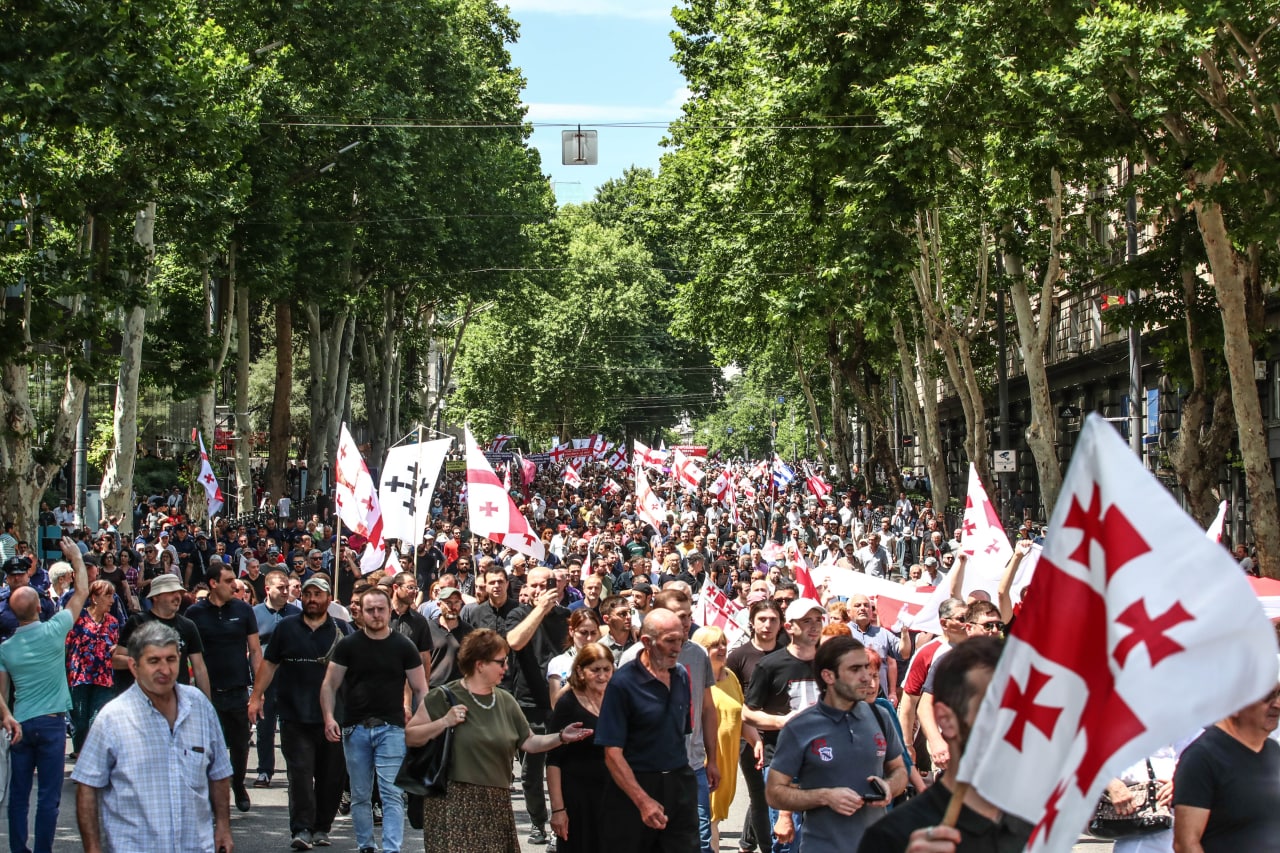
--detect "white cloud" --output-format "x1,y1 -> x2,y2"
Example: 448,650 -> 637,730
504,0 -> 675,21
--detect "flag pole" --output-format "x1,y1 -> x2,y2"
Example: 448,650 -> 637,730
940,781 -> 972,828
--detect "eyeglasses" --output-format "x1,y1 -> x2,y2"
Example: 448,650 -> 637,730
488,658 -> 509,668
1263,687 -> 1280,704
971,620 -> 1006,634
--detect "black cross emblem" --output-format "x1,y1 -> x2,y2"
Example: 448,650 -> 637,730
385,475 -> 410,493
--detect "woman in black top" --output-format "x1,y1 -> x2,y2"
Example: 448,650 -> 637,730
547,642 -> 614,853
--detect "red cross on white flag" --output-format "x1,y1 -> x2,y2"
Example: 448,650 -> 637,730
953,462 -> 1016,598
956,414 -> 1276,852
563,463 -> 582,488
194,430 -> 223,518
334,424 -> 386,575
633,462 -> 668,534
633,439 -> 668,470
672,448 -> 705,492
464,428 -> 545,562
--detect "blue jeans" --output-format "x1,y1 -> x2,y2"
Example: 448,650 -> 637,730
695,765 -> 712,853
763,765 -> 803,853
342,724 -> 406,852
8,714 -> 67,853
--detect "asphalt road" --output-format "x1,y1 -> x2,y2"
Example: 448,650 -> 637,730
39,741 -> 1113,852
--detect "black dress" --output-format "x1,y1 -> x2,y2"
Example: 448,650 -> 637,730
547,690 -> 609,853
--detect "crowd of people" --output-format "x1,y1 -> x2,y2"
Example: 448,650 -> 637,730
0,453 -> 1274,853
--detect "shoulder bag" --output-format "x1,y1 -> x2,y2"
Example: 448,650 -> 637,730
394,685 -> 459,798
1088,760 -> 1172,839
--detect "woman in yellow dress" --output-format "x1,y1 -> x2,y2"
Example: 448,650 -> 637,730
693,625 -> 764,852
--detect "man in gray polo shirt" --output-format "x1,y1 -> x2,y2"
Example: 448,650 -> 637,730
766,636 -> 906,853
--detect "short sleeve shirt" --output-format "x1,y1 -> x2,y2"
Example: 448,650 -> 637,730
185,597 -> 259,694
1174,726 -> 1280,853
424,680 -> 530,788
745,648 -> 820,746
331,630 -> 422,724
264,614 -> 352,724
0,609 -> 74,720
771,700 -> 904,853
116,612 -> 204,691
595,657 -> 692,773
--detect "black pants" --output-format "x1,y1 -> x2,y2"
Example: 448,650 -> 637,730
215,702 -> 251,791
255,682 -> 278,777
602,767 -> 699,853
739,739 -> 771,852
280,720 -> 347,835
520,708 -> 549,828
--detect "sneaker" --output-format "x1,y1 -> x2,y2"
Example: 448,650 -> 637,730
528,826 -> 550,845
338,791 -> 351,816
290,831 -> 313,850
372,800 -> 382,825
311,831 -> 331,847
359,848 -> 377,853
547,836 -> 558,853
253,772 -> 271,789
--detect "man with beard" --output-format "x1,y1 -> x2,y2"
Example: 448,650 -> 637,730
113,574 -> 211,696
767,637 -> 905,853
425,585 -> 471,687
252,570 -> 302,789
856,637 -> 1026,853
250,577 -> 353,850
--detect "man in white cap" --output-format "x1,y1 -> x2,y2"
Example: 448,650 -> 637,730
744,597 -> 825,853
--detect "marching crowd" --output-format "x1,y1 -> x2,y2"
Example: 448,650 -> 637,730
0,455 -> 1274,853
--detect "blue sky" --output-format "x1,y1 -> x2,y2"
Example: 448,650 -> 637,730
504,0 -> 687,205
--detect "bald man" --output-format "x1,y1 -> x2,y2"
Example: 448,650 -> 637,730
0,538 -> 90,853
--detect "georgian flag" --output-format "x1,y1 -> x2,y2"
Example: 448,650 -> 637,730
672,448 -> 705,492
634,463 -> 668,534
605,447 -> 629,472
333,424 -> 386,575
465,428 -> 545,561
804,464 -> 832,499
487,434 -> 517,453
194,430 -> 224,518
563,464 -> 583,488
708,471 -> 731,503
633,439 -> 668,469
601,478 -> 622,497
957,415 -> 1277,853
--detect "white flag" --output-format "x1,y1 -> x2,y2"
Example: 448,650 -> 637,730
464,428 -> 545,562
194,430 -> 224,519
379,437 -> 452,545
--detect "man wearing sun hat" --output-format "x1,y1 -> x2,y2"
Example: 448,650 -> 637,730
113,572 -> 211,697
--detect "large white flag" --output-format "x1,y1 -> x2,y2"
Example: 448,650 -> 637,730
194,430 -> 224,519
378,437 -> 451,544
957,415 -> 1277,852
333,424 -> 386,575
957,462 -> 1014,597
672,448 -> 705,492
464,428 -> 545,561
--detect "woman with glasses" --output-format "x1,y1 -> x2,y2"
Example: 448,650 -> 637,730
546,609 -> 602,707
547,642 -> 613,853
407,628 -> 591,853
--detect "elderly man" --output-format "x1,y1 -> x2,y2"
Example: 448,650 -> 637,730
0,538 -> 89,853
846,594 -> 903,704
596,608 -> 701,853
73,622 -> 233,853
0,556 -> 57,644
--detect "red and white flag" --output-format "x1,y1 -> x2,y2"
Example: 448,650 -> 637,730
788,540 -> 821,600
333,424 -> 386,575
633,439 -> 668,469
604,447 -> 629,472
601,478 -> 622,497
194,430 -> 224,518
804,464 -> 832,500
708,471 -> 731,503
956,462 -> 1014,598
589,434 -> 611,461
501,462 -> 513,494
957,415 -> 1277,853
465,428 -> 545,562
672,448 -> 705,492
694,582 -> 749,645
487,434 -> 517,453
634,464 -> 667,533
549,441 -> 572,465
748,460 -> 769,481
563,464 -> 582,488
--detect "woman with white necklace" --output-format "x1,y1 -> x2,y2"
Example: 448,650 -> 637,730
407,628 -> 592,853
547,642 -> 614,852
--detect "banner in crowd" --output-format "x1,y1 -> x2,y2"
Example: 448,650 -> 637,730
334,423 -> 386,575
464,428 -> 546,562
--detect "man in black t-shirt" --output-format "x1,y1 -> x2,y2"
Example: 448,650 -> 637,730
426,586 -> 472,687
726,600 -> 784,853
320,586 -> 427,853
504,566 -> 571,846
1173,680 -> 1280,853
249,577 -> 352,850
112,574 -> 210,696
389,572 -> 433,671
187,562 -> 263,813
744,598 -> 824,853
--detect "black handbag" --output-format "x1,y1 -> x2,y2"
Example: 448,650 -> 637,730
394,686 -> 459,798
1088,760 -> 1172,839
